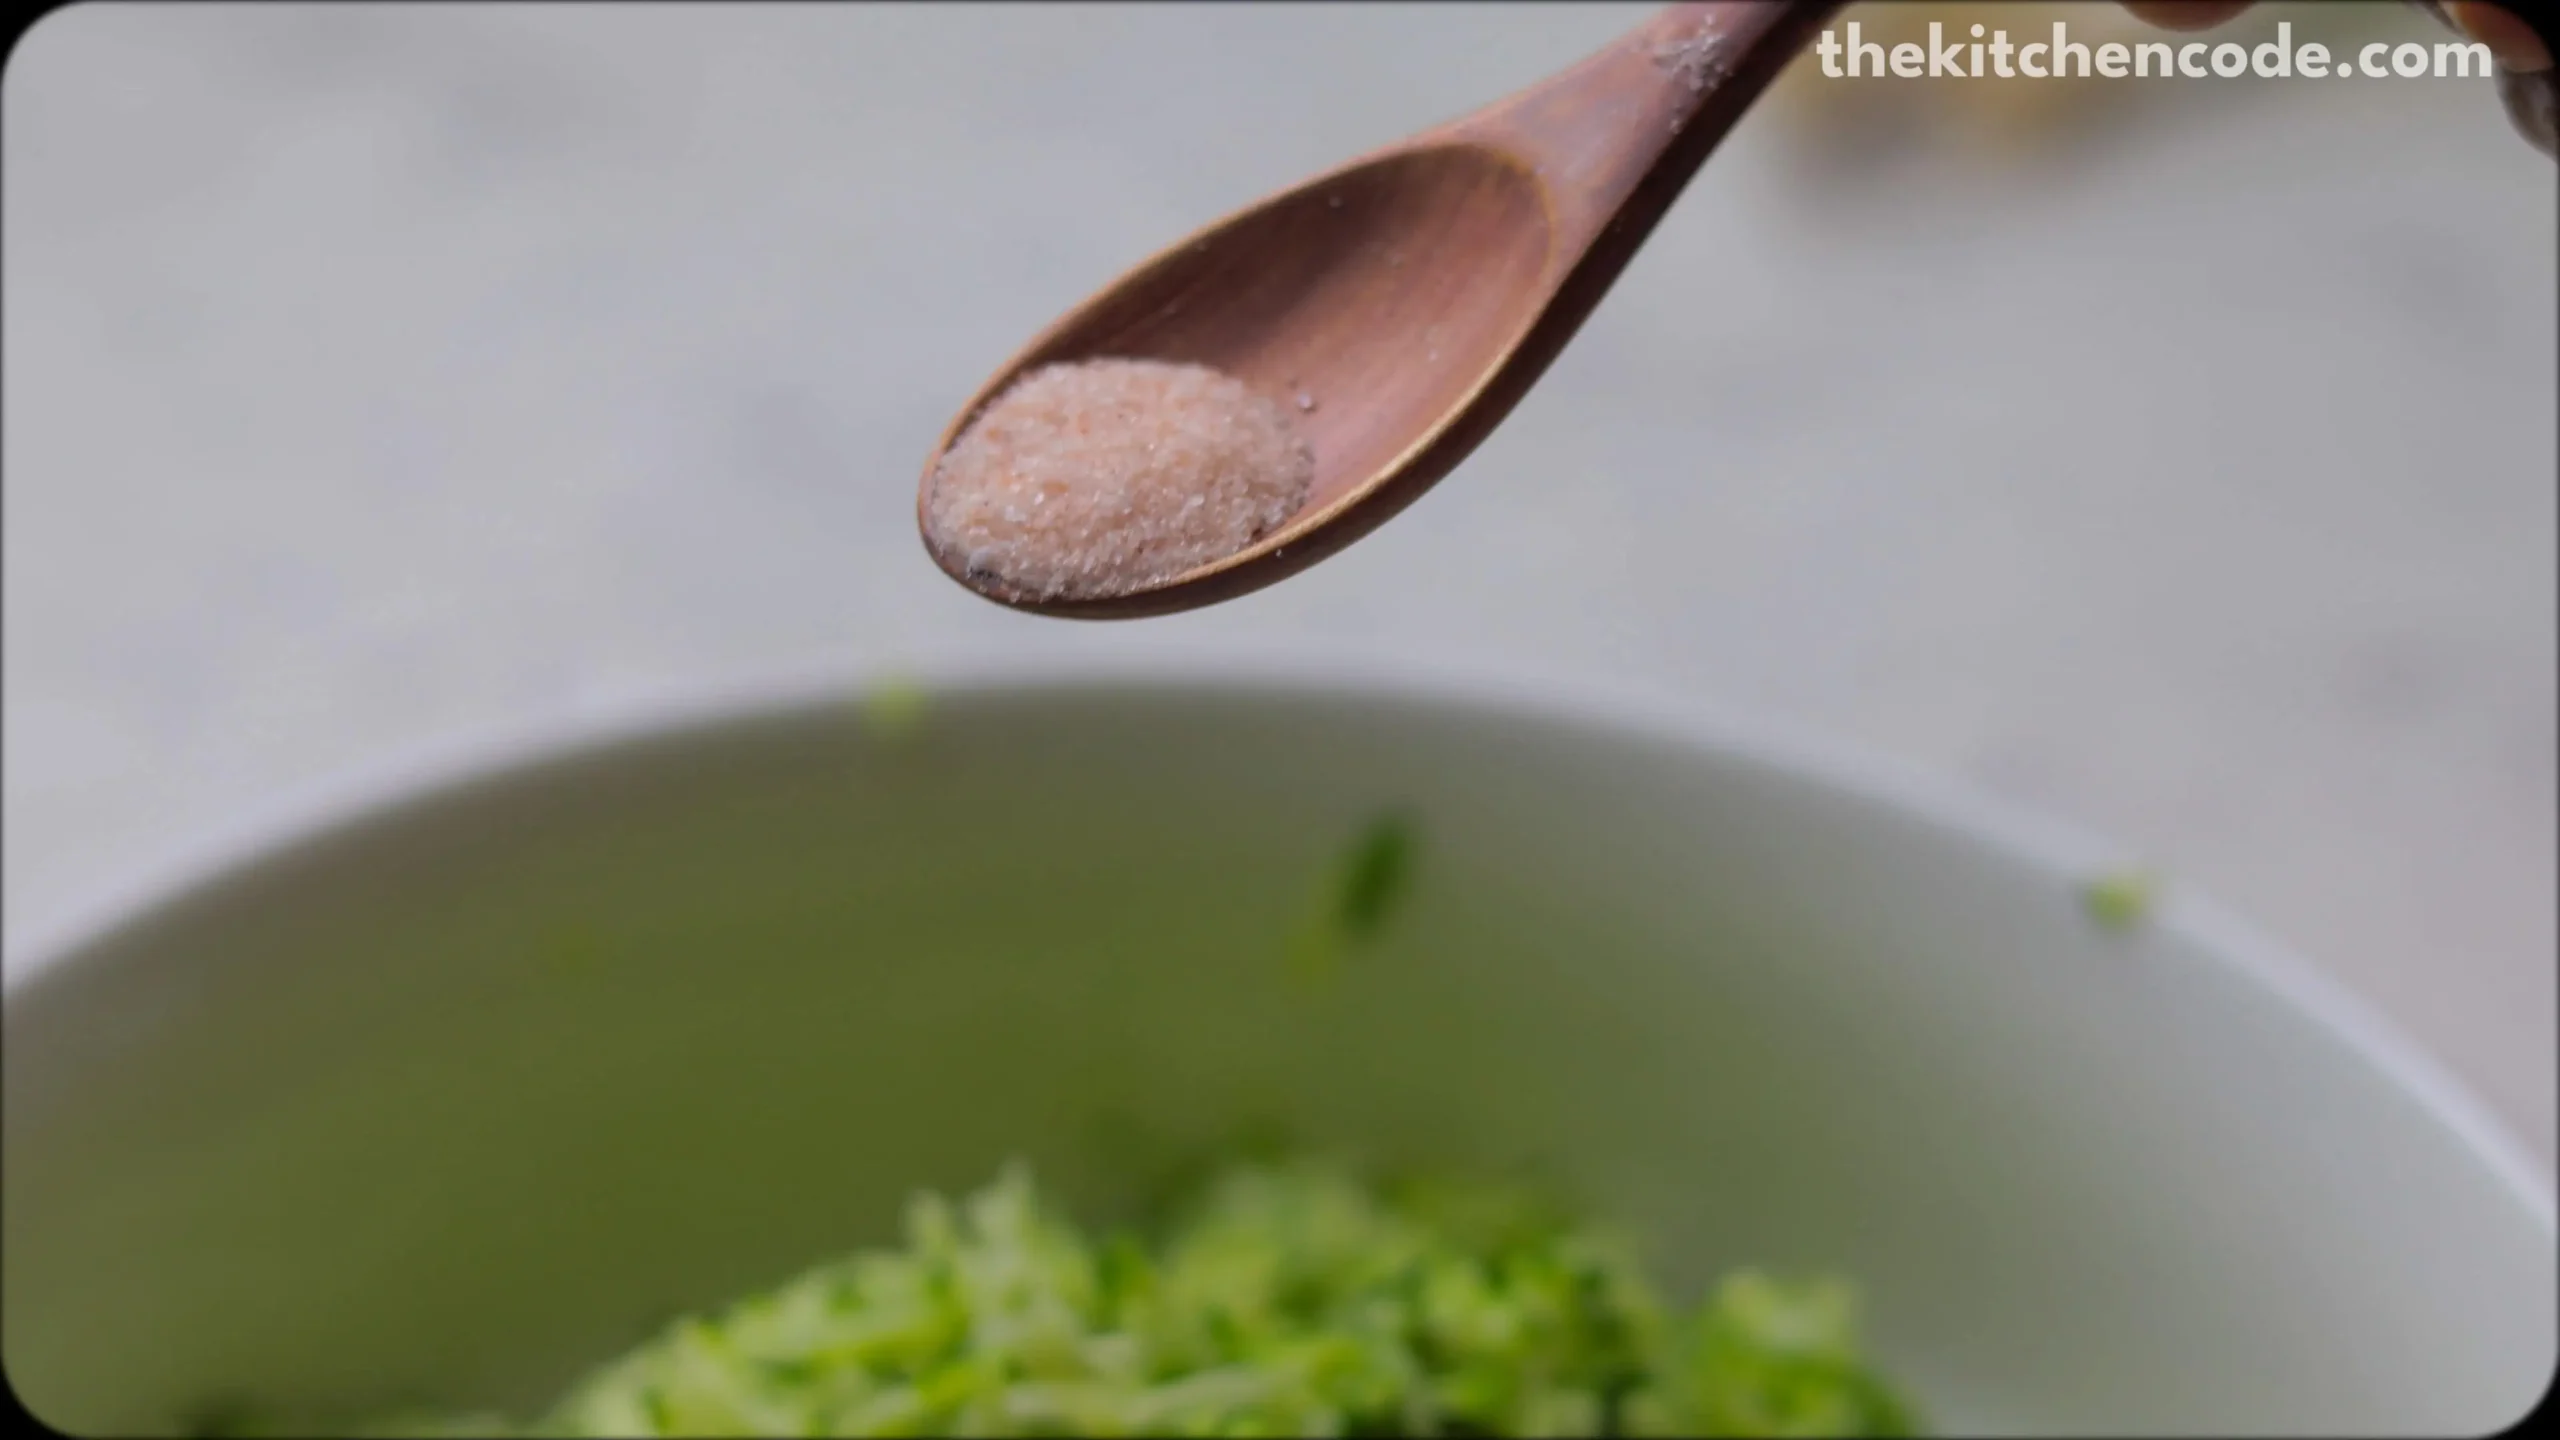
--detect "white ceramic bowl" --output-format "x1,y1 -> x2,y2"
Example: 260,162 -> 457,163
5,668 -> 2551,1436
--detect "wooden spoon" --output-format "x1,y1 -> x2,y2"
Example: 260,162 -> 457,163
918,0 -> 1839,618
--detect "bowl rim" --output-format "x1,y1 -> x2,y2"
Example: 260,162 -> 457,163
8,653 -> 2551,1230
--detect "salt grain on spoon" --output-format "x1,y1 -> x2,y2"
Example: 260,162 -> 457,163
923,358 -> 1314,602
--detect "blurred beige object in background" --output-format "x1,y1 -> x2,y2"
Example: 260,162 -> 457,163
1770,2 -> 2448,164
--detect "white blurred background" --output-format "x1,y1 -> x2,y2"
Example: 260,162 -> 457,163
6,3 -> 2552,1168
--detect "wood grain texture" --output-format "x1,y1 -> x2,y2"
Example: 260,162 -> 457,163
921,1 -> 1842,618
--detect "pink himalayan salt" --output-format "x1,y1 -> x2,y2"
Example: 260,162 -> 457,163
926,358 -> 1314,600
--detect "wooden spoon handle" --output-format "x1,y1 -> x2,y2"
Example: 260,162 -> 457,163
1449,0 -> 1843,263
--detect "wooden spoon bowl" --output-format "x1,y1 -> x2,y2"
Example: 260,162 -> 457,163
921,1 -> 1838,618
